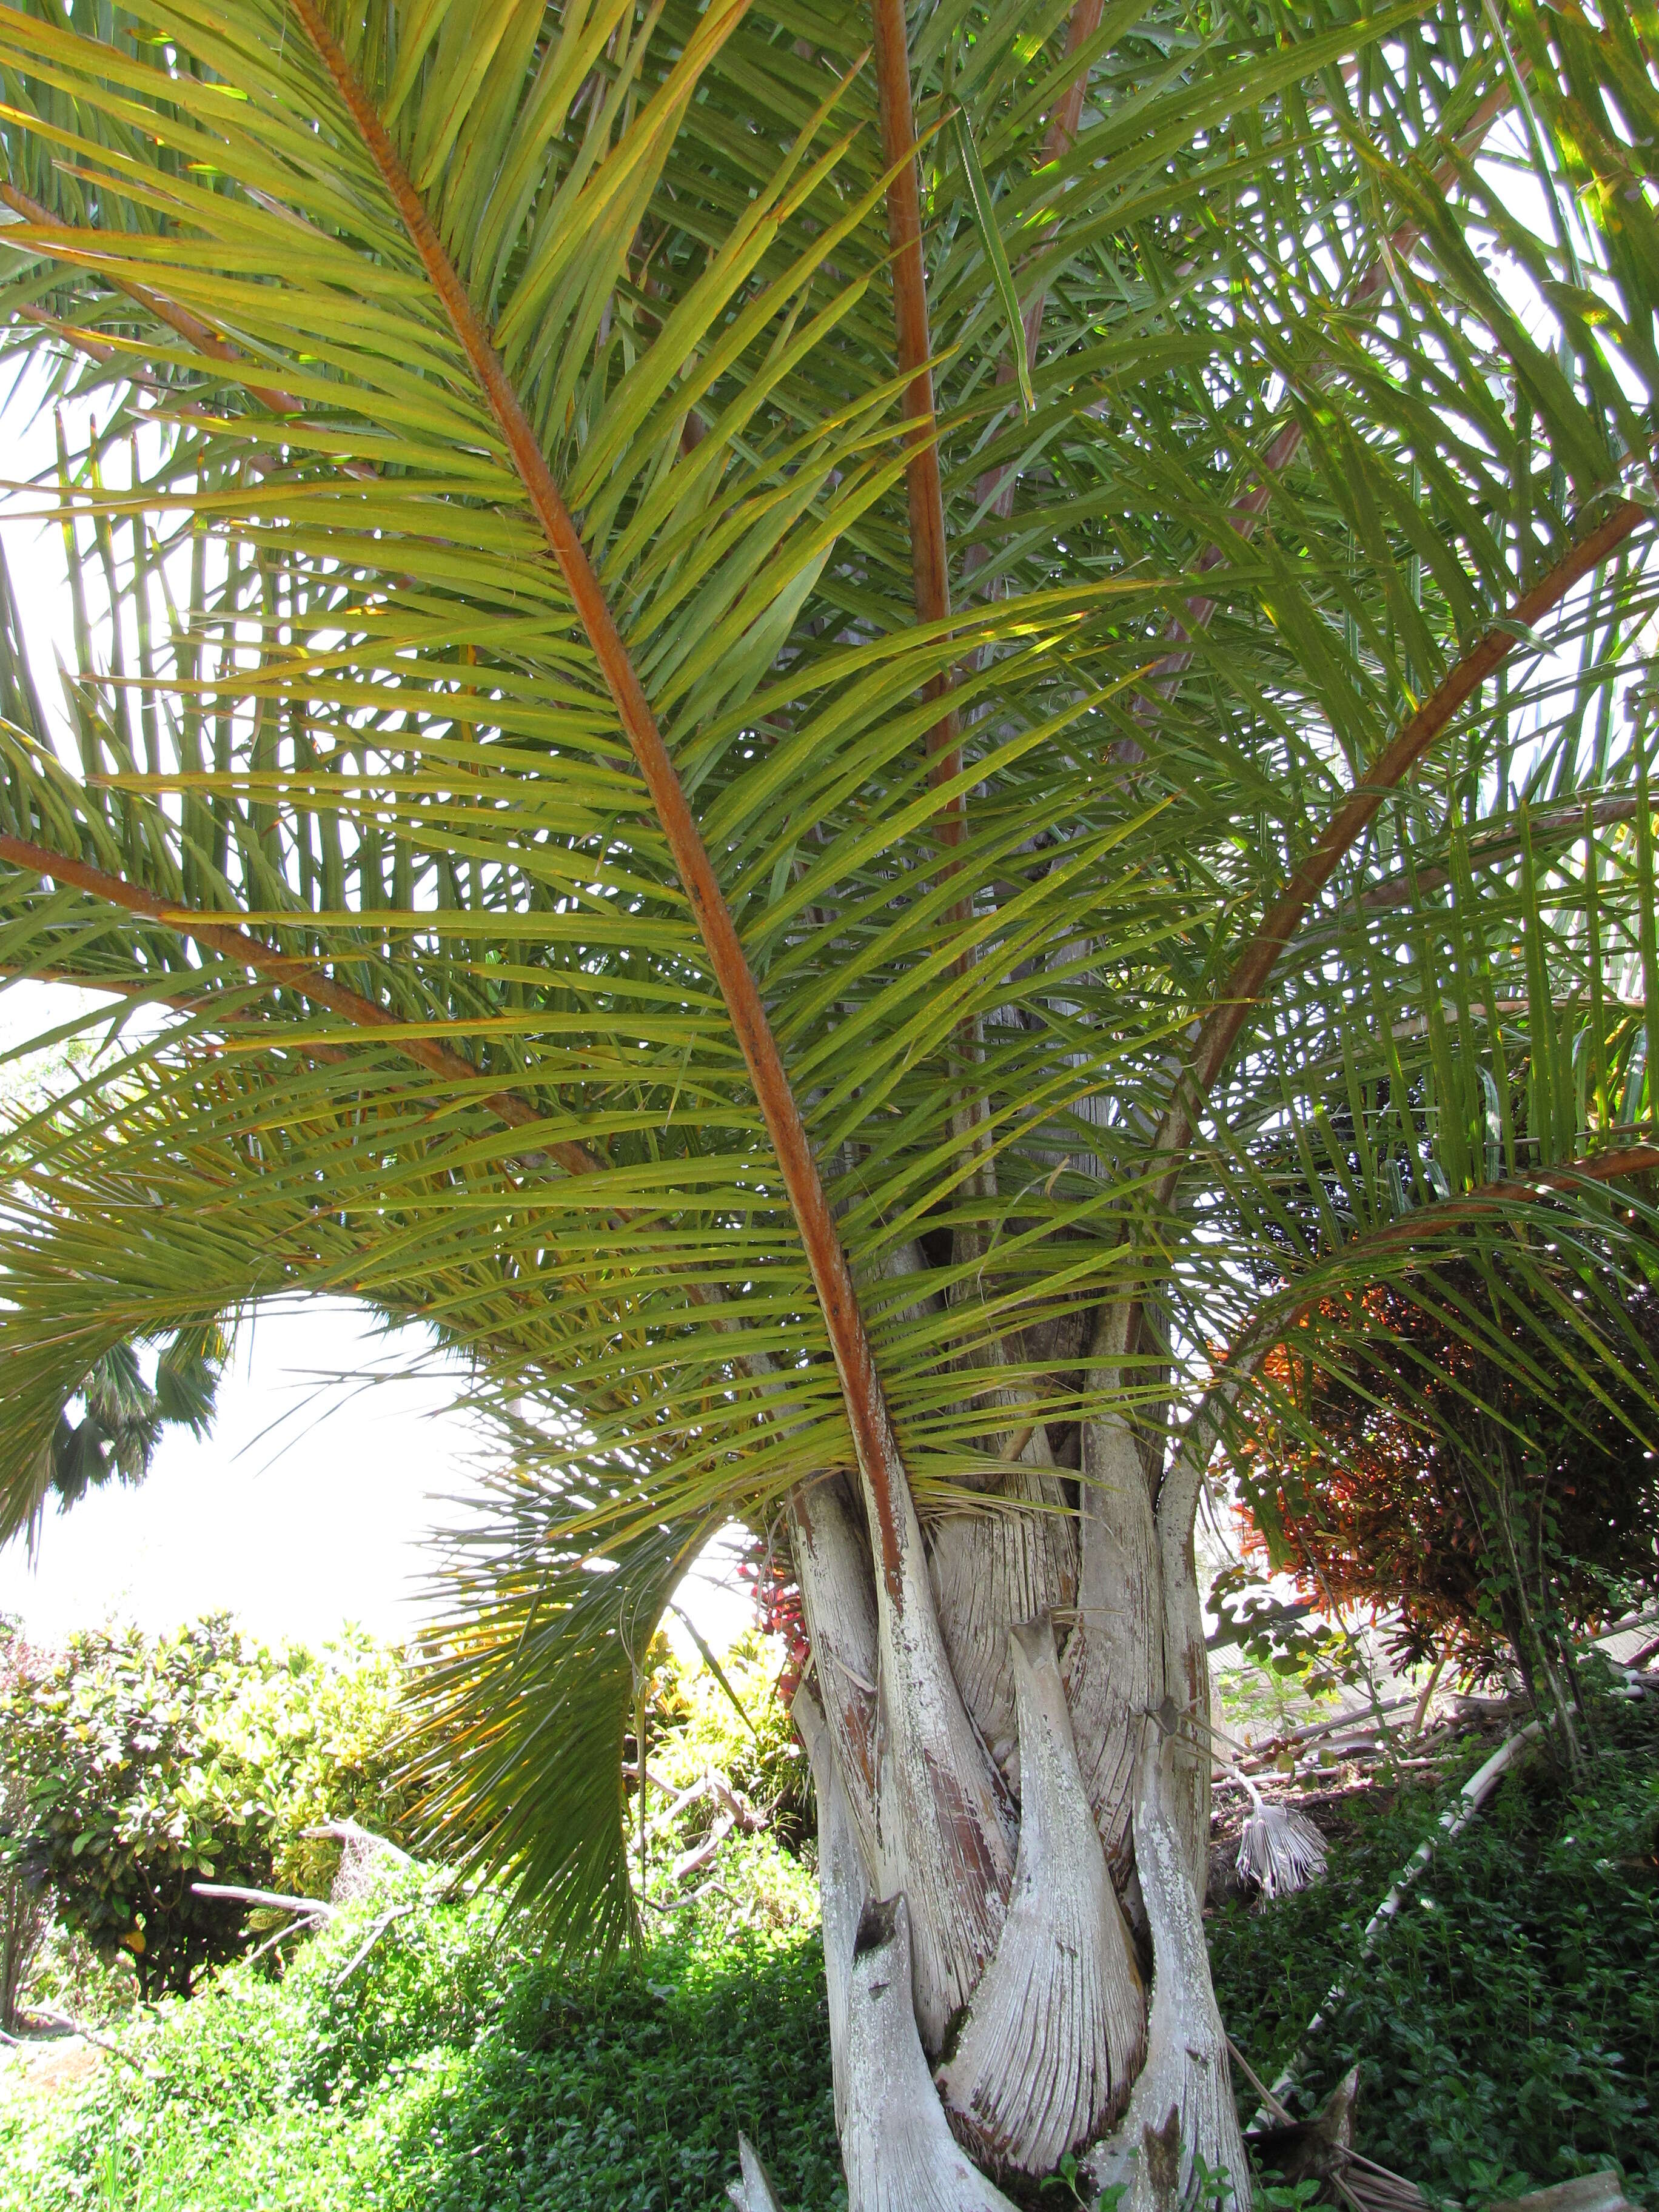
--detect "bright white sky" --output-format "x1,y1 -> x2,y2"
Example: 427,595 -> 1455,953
0,1274 -> 474,1646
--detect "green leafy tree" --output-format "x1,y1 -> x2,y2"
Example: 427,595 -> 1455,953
0,1619 -> 276,2002
0,2 -> 1657,2202
0,990 -> 226,1554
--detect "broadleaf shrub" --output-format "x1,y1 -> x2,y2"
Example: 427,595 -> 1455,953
1230,1266 -> 1659,1686
0,1617 -> 275,1998
0,1617 -> 412,2001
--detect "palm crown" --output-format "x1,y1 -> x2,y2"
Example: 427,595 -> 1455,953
0,0 -> 1655,1979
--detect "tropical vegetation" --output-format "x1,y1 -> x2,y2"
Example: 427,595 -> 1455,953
1,0 -> 1657,2202
0,1615 -> 410,2003
1231,1263 -> 1659,1708
1,1657 -> 1655,2212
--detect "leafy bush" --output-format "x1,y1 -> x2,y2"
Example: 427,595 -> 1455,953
0,1617 -> 276,1999
213,1628 -> 411,1899
0,1618 -> 412,2003
0,1620 -> 49,2031
0,1844 -> 842,2212
1230,1266 -> 1659,1686
4,1644 -> 1655,2212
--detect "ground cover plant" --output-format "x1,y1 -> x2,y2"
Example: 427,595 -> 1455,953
3,0 -> 1659,2201
0,1852 -> 842,2212
1,1692 -> 1655,2212
1210,1691 -> 1659,2208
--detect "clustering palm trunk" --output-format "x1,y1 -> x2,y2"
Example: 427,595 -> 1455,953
772,1322 -> 1244,2211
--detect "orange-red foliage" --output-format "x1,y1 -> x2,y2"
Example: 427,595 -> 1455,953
1232,1270 -> 1659,1678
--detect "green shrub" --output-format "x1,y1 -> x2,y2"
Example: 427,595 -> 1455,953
0,1620 -> 49,2032
0,1617 -> 277,1999
213,1627 -> 411,1899
0,1618 -> 412,2005
642,1627 -> 811,1846
0,1845 -> 842,2212
5,1644 -> 1654,2212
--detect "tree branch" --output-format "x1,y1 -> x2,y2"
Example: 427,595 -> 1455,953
298,1818 -> 412,1863
190,1881 -> 336,1917
871,0 -> 961,828
1352,794 -> 1640,916
21,2008 -> 143,2068
1214,1140 -> 1659,1392
0,829 -> 602,1177
330,1902 -> 418,1987
1,182 -> 303,417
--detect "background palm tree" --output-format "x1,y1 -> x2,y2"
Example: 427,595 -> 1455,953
0,2 -> 1656,2204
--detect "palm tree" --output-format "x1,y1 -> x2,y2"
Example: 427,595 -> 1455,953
19,1332 -> 225,1552
1,2 -> 1656,2202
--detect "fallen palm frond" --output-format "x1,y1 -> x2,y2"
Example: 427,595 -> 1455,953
1260,1720 -> 1547,2118
1186,1697 -> 1329,1899
1230,2051 -> 1428,2212
1228,1767 -> 1330,1902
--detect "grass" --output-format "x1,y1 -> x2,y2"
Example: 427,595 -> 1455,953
2,1697 -> 1654,2211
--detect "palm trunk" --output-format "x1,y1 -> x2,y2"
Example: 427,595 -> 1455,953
782,1320 -> 1250,2212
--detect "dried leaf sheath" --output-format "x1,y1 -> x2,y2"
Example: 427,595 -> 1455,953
937,1617 -> 1144,2174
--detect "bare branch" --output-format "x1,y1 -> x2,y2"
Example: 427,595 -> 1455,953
190,1882 -> 336,1918
672,1809 -> 737,1884
21,2008 -> 143,2069
330,1902 -> 418,1989
297,1818 -> 413,1864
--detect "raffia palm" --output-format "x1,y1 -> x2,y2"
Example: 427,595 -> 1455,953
1,2 -> 1657,2202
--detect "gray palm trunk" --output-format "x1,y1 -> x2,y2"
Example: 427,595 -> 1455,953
752,1321 -> 1248,2212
